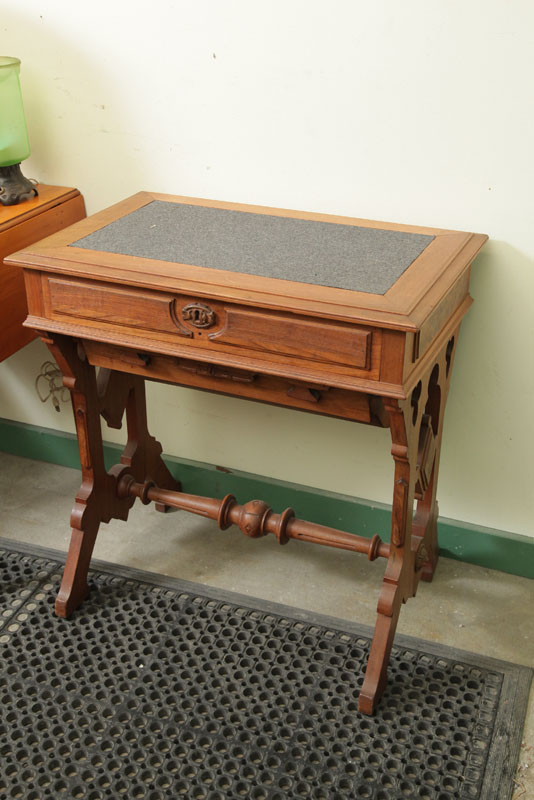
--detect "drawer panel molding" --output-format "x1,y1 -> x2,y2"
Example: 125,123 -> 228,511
208,307 -> 372,369
47,278 -> 192,338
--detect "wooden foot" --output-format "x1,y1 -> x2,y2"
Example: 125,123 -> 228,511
358,608 -> 401,714
55,527 -> 97,617
155,501 -> 177,514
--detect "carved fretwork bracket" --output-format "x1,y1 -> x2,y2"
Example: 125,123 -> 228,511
415,414 -> 437,499
391,477 -> 409,547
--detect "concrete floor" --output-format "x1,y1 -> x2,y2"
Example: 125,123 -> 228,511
0,451 -> 532,797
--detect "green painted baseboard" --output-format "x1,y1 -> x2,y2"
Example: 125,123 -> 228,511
0,417 -> 532,579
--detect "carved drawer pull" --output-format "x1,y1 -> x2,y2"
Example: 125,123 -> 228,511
178,358 -> 256,384
287,384 -> 329,403
137,352 -> 152,367
220,367 -> 257,384
179,360 -> 210,376
182,302 -> 216,328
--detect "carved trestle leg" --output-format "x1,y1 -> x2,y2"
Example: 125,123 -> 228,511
358,329 -> 460,714
42,334 -> 178,618
358,395 -> 417,714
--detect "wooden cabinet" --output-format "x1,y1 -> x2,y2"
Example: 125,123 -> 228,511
0,184 -> 86,362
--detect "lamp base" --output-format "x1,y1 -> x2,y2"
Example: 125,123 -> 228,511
0,163 -> 38,206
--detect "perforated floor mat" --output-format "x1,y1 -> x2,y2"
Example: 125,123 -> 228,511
0,539 -> 530,800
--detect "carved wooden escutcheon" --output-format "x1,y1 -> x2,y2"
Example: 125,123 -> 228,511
182,302 -> 217,328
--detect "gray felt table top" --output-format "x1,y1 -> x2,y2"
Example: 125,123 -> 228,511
71,201 -> 434,295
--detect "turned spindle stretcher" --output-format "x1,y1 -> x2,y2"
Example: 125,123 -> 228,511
6,192 -> 487,714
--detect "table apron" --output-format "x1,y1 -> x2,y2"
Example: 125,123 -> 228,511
82,339 -> 380,425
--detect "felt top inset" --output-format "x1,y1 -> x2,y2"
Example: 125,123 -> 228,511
70,201 -> 434,295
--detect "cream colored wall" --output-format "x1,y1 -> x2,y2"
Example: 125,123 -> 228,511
1,2 -> 533,537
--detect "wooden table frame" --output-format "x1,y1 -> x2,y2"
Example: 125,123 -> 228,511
7,192 -> 487,714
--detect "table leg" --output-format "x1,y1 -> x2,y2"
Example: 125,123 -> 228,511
358,331 -> 459,713
43,335 -> 178,617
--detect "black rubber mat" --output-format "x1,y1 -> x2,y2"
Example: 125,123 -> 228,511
0,538 -> 531,800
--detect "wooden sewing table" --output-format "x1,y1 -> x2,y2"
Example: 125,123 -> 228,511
6,192 -> 487,714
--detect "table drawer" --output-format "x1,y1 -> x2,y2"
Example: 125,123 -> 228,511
43,276 -> 379,378
83,340 -> 374,424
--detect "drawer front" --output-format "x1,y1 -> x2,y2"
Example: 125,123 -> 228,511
47,277 -> 190,337
43,276 -> 379,378
207,306 -> 370,369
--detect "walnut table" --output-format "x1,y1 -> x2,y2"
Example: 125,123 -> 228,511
6,192 -> 487,714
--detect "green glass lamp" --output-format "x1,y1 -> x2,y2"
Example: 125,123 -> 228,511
0,56 -> 38,206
